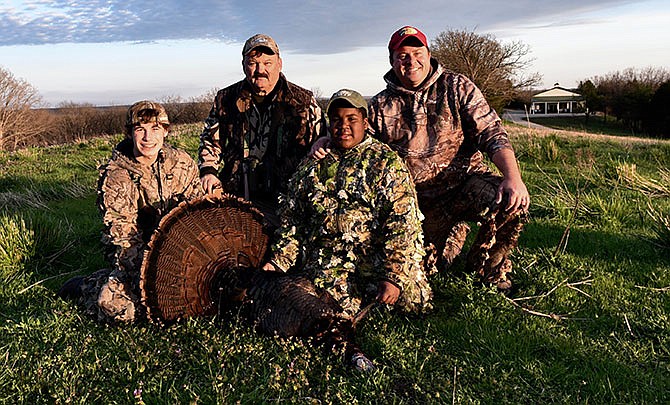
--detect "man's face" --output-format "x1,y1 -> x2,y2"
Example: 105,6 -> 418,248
391,44 -> 431,89
131,121 -> 167,164
243,50 -> 283,96
329,107 -> 367,150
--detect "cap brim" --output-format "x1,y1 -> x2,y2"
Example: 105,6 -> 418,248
244,45 -> 277,56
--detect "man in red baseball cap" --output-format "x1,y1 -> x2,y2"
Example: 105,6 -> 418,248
387,26 -> 428,57
311,25 -> 530,294
370,25 -> 530,293
385,26 -> 432,89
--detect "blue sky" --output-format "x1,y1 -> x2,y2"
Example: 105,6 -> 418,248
1,0 -> 669,106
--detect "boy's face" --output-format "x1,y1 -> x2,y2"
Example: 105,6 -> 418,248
132,121 -> 167,164
329,107 -> 367,150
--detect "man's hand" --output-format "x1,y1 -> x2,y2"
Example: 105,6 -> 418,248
376,280 -> 400,305
201,173 -> 223,194
491,148 -> 530,214
309,137 -> 331,160
497,176 -> 530,214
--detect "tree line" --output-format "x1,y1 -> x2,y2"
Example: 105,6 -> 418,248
2,29 -> 669,151
0,66 -> 212,151
578,67 -> 670,138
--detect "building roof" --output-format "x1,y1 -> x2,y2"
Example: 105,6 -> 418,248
532,86 -> 583,102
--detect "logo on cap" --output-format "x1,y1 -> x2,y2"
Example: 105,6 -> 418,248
249,37 -> 265,47
333,89 -> 353,98
399,27 -> 418,37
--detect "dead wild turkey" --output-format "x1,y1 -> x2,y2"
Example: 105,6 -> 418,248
139,195 -> 373,370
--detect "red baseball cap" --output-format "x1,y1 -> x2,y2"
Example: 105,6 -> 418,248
388,26 -> 428,52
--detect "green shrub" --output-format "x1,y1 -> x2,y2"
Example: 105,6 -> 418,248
0,214 -> 35,294
514,134 -> 562,163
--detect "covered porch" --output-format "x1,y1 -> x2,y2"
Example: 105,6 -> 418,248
531,86 -> 585,115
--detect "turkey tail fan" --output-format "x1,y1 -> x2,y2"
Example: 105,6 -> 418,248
140,195 -> 271,323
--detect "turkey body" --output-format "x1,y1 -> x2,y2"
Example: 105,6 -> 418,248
214,267 -> 358,344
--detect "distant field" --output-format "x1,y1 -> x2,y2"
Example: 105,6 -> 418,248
0,123 -> 668,403
528,115 -> 645,137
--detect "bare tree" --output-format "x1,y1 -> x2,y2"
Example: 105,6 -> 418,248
311,87 -> 329,110
430,29 -> 542,112
0,66 -> 48,150
194,87 -> 220,104
159,95 -> 211,125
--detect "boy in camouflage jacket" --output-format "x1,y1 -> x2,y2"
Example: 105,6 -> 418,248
263,89 -> 433,319
58,101 -> 203,323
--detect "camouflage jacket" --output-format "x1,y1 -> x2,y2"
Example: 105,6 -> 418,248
97,139 -> 203,275
369,58 -> 513,204
198,73 -> 324,207
270,136 -> 432,315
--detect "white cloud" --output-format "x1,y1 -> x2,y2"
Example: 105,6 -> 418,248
494,0 -> 670,88
1,0 -> 667,104
0,0 -> 648,52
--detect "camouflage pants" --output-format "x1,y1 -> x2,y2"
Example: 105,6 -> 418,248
78,268 -> 142,323
420,173 -> 528,285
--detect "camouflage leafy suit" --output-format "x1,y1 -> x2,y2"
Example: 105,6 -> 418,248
269,135 -> 433,318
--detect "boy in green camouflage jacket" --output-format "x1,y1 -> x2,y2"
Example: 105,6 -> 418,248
262,89 -> 432,319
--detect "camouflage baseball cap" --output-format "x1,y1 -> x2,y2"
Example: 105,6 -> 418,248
243,34 -> 280,56
326,89 -> 368,116
126,100 -> 169,128
388,25 -> 428,52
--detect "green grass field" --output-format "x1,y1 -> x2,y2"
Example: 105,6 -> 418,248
527,115 -> 642,137
1,123 -> 669,403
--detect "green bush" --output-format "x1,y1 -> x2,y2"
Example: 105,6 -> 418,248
0,214 -> 35,294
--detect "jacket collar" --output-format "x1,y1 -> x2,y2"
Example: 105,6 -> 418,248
331,133 -> 374,158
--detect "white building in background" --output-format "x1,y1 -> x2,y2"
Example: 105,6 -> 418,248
531,85 -> 585,115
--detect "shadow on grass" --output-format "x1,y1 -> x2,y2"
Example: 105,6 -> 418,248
430,308 -> 668,403
0,175 -> 95,212
6,195 -> 104,296
345,284 -> 668,403
520,221 -> 668,269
